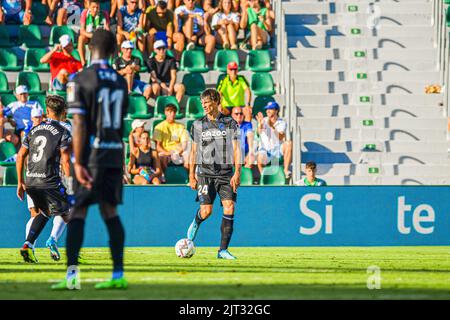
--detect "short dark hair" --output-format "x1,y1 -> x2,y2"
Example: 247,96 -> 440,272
156,0 -> 167,9
305,161 -> 317,170
45,95 -> 67,116
165,104 -> 177,112
200,88 -> 221,105
90,29 -> 116,58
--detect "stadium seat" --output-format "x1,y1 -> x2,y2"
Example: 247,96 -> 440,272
216,73 -> 227,88
0,25 -> 14,48
24,48 -> 50,72
260,166 -> 286,185
179,50 -> 209,73
29,93 -> 47,112
31,1 -> 49,25
182,73 -> 205,96
47,90 -> 67,99
154,96 -> 182,119
240,167 -> 254,185
2,166 -> 18,185
0,142 -> 17,167
213,49 -> 239,72
185,96 -> 205,119
165,166 -> 188,184
128,94 -> 152,119
245,50 -> 272,72
185,119 -> 195,133
251,73 -> 275,96
0,71 -> 11,93
18,25 -> 45,48
0,49 -> 22,71
132,49 -> 148,72
122,118 -> 133,142
49,25 -> 77,47
150,119 -> 164,137
16,71 -> 45,94
0,93 -> 17,106
253,95 -> 275,116
71,49 -> 81,61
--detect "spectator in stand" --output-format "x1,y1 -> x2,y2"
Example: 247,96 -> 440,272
129,119 -> 147,153
112,40 -> 152,99
217,61 -> 252,121
174,0 -> 215,60
0,0 -> 32,25
78,0 -> 110,65
147,40 -> 185,103
153,104 -> 189,173
300,161 -> 327,186
40,35 -> 83,91
0,85 -> 44,148
240,0 -> 272,50
231,106 -> 254,168
128,130 -> 162,185
144,0 -> 176,54
211,0 -> 239,50
255,101 -> 292,179
45,0 -> 83,26
117,0 -> 145,52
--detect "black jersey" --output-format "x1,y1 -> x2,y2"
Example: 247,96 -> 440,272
190,113 -> 240,178
66,60 -> 129,168
23,119 -> 72,189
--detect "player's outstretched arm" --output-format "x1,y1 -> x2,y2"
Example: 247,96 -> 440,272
16,146 -> 29,201
230,140 -> 241,193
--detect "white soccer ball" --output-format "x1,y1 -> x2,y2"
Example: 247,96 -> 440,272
175,238 -> 196,258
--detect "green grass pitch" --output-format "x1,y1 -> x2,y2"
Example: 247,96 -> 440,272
0,246 -> 449,299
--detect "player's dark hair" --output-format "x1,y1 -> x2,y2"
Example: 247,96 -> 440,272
45,95 -> 67,117
90,29 -> 116,59
305,161 -> 317,170
200,89 -> 221,105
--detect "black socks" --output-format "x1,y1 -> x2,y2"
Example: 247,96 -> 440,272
105,216 -> 125,273
26,213 -> 49,244
220,215 -> 234,250
66,218 -> 85,267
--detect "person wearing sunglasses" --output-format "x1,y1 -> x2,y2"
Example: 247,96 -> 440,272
231,106 -> 255,169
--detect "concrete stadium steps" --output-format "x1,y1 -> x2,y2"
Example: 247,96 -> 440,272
288,36 -> 435,49
300,128 -> 447,142
292,71 -> 441,82
298,105 -> 444,118
302,141 -> 448,153
288,48 -> 437,60
297,117 -> 447,129
295,82 -> 438,94
290,59 -> 438,72
295,94 -> 443,106
306,175 -> 450,186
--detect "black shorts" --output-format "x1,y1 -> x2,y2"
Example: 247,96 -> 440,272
74,167 -> 123,208
26,186 -> 69,216
195,176 -> 237,205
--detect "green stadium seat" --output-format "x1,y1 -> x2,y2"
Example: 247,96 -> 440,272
49,25 -> 77,47
47,90 -> 67,99
0,71 -> 11,93
2,166 -> 18,185
29,93 -> 47,113
24,48 -> 50,72
128,94 -> 152,119
0,25 -> 14,48
180,50 -> 209,73
213,49 -> 239,72
0,49 -> 22,71
182,73 -> 205,96
31,1 -> 49,25
240,167 -> 254,185
245,50 -> 272,72
150,118 -> 164,137
16,71 -> 45,94
165,166 -> 188,184
122,118 -> 133,142
185,119 -> 195,133
185,96 -> 204,119
1,93 -> 17,106
260,166 -> 286,185
132,49 -> 148,72
0,142 -> 17,167
251,73 -> 275,96
71,49 -> 81,61
154,96 -> 182,119
253,95 -> 275,116
18,25 -> 45,48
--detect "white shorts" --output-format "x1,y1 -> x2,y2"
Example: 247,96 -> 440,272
257,146 -> 283,165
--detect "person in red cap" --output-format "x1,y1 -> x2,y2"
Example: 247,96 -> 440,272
217,61 -> 252,121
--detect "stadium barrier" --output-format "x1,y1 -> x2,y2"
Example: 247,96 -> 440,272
0,186 -> 449,248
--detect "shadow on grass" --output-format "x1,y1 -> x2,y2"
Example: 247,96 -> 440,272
0,283 -> 449,300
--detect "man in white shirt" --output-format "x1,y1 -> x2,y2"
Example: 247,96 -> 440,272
256,101 -> 292,179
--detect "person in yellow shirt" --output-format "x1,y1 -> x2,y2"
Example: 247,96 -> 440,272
153,104 -> 190,173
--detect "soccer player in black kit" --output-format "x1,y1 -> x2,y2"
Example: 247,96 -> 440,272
52,29 -> 129,290
186,89 -> 242,259
16,95 -> 72,263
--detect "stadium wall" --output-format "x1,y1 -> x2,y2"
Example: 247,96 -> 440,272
0,186 -> 449,248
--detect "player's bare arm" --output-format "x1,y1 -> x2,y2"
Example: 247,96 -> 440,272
16,146 -> 29,201
230,139 -> 241,193
72,113 -> 93,190
189,142 -> 198,190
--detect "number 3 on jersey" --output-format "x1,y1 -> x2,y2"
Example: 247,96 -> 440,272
98,88 -> 124,129
32,136 -> 47,163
